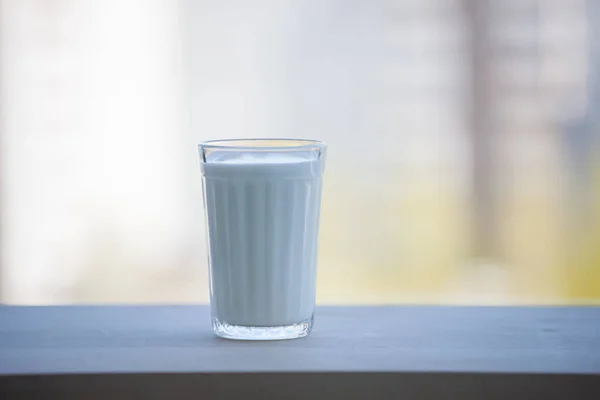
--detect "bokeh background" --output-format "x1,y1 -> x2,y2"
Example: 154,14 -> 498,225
1,0 -> 599,305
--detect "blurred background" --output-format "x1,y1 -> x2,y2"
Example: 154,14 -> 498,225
1,0 -> 599,305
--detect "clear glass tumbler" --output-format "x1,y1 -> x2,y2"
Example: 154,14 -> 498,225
199,139 -> 327,340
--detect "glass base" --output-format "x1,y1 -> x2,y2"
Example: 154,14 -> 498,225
212,316 -> 313,341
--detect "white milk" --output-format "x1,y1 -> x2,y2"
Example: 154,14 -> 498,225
202,151 -> 324,327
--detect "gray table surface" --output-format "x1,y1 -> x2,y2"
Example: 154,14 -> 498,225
1,305 -> 599,399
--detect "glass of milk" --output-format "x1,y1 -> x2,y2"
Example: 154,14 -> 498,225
199,139 -> 327,340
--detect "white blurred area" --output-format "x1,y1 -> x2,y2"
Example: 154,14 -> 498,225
1,0 -> 599,304
0,0 -> 198,303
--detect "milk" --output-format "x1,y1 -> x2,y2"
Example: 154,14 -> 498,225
201,150 -> 325,327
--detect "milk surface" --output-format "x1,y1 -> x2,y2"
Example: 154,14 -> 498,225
202,151 -> 324,326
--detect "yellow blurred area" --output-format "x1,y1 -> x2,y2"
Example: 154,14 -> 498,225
565,161 -> 600,300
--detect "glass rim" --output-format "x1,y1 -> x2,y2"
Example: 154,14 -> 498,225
198,138 -> 326,151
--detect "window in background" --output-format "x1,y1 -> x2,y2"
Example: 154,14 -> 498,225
1,0 -> 598,305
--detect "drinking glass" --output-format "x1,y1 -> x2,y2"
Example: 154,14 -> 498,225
199,139 -> 327,340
